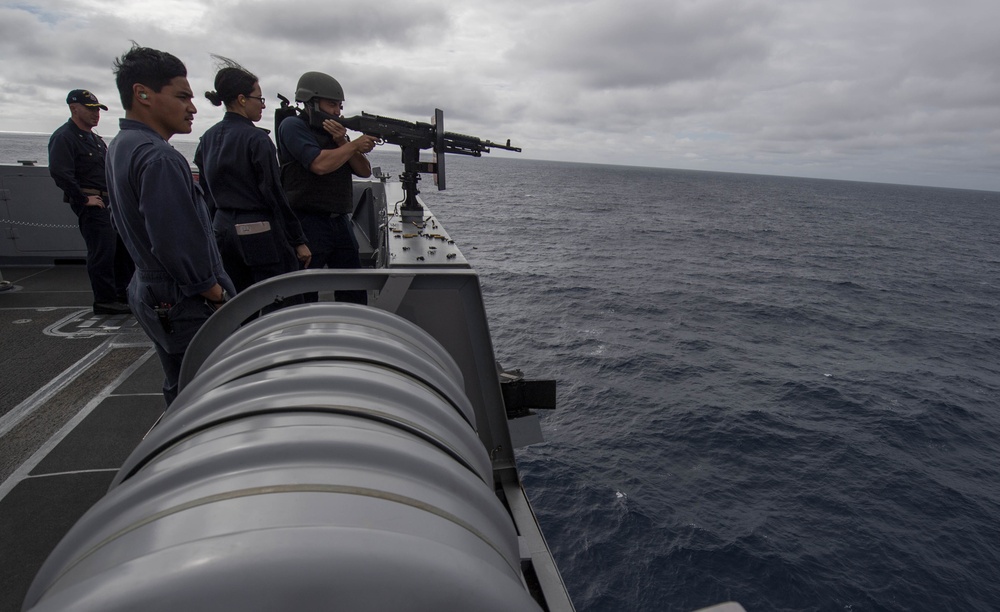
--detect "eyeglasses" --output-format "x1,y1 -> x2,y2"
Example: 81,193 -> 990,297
245,95 -> 266,104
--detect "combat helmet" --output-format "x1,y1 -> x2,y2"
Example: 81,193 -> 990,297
295,71 -> 344,103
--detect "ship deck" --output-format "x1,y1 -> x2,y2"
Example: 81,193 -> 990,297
0,263 -> 164,612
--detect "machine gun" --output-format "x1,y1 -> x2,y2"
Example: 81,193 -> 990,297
277,95 -> 520,218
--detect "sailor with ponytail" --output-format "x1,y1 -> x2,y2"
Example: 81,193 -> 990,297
194,55 -> 311,306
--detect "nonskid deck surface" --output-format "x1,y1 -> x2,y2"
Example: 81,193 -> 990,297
0,265 -> 165,612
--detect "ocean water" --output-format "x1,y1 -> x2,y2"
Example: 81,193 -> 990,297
429,157 -> 1000,611
6,132 -> 1000,611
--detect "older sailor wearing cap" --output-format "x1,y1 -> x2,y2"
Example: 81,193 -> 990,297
48,89 -> 134,315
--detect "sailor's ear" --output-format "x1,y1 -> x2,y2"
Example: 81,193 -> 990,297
133,85 -> 151,104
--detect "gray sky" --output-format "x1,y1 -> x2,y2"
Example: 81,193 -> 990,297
2,0 -> 998,191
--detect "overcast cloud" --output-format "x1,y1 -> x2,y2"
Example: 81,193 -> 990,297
1,0 -> 998,190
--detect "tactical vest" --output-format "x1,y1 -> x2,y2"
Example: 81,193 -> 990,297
280,115 -> 354,216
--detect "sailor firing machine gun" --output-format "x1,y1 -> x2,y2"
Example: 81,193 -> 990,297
277,95 -> 521,219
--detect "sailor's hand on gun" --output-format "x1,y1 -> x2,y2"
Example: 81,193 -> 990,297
321,118 -> 348,141
352,135 -> 377,155
84,195 -> 105,209
322,119 -> 377,154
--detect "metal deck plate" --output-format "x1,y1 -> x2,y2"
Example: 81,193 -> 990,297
387,209 -> 470,268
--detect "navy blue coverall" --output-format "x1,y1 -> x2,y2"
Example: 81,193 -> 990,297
194,112 -> 307,294
106,119 -> 235,406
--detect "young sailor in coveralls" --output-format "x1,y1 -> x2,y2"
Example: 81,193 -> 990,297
106,45 -> 235,406
48,89 -> 134,314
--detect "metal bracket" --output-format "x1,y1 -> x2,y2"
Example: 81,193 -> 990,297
373,274 -> 415,313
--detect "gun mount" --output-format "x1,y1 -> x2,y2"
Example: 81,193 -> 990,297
277,96 -> 520,219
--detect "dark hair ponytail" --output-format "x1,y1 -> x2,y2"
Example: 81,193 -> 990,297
204,55 -> 258,108
205,90 -> 224,106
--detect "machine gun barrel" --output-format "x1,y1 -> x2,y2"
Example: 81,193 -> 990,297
439,130 -> 522,156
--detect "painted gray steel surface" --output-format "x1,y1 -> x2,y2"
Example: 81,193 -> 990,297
0,165 -> 87,261
23,304 -> 543,611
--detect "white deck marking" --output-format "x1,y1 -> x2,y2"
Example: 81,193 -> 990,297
0,348 -> 156,502
43,308 -> 145,338
0,338 -> 115,438
23,468 -> 120,479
